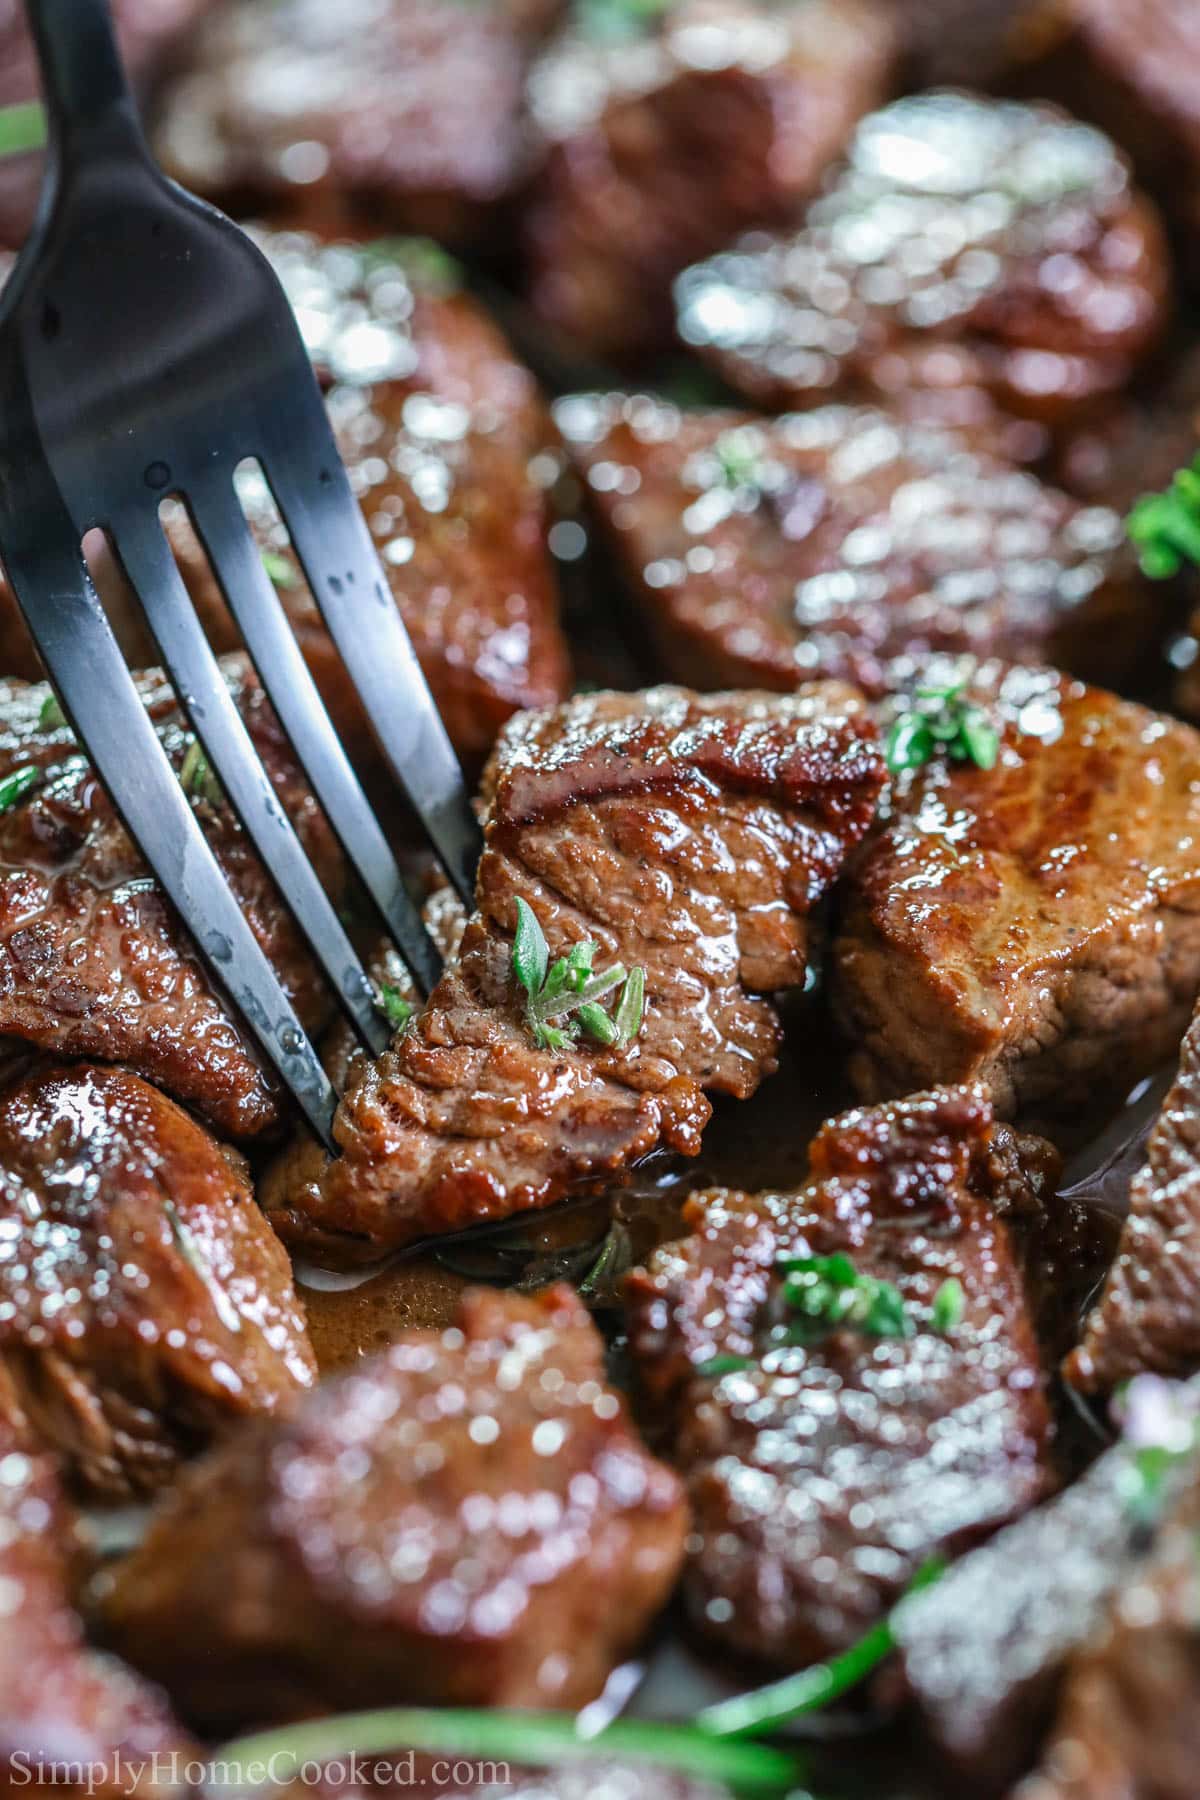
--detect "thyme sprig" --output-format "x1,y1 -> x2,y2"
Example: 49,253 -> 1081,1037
179,739 -> 224,808
0,766 -> 40,814
376,983 -> 413,1032
512,898 -> 645,1054
886,678 -> 999,776
1127,455 -> 1200,579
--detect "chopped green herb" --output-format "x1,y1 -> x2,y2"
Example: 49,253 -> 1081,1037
511,899 -> 646,1054
1115,1374 -> 1200,1527
0,101 -> 46,159
179,739 -> 224,808
697,1353 -> 756,1378
931,1277 -> 965,1335
38,693 -> 67,732
261,549 -> 298,589
713,427 -> 763,492
376,983 -> 414,1032
0,766 -> 40,815
778,1252 -> 914,1345
576,1223 -> 633,1303
212,1707 -> 803,1798
695,1556 -> 946,1739
1127,456 -> 1200,579
886,678 -> 999,776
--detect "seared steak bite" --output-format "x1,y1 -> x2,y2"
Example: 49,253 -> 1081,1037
150,1 -> 544,246
522,0 -> 897,363
262,684 -> 884,1260
99,1285 -> 688,1728
0,1416 -> 191,1797
675,93 -> 1169,444
832,663 -> 1200,1124
0,1061 -> 317,1501
1067,997 -> 1200,1393
558,394 -> 1150,697
0,656 -> 340,1140
625,1086 -> 1053,1669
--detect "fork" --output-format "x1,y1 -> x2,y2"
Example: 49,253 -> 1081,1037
0,0 -> 484,1150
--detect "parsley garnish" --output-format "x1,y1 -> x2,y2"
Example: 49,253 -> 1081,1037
179,739 -> 224,808
886,678 -> 999,776
38,693 -> 67,732
779,1252 -> 913,1344
376,982 -> 413,1032
931,1277 -> 965,1335
0,766 -> 40,814
0,102 -> 46,159
511,898 -> 645,1053
1127,456 -> 1200,579
261,550 -> 299,590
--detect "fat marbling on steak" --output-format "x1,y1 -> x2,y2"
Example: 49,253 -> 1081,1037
99,1284 -> 687,1728
263,683 -> 884,1260
0,1061 -> 317,1502
625,1085 -> 1053,1668
832,663 -> 1200,1124
0,656 -> 341,1140
558,394 -> 1153,698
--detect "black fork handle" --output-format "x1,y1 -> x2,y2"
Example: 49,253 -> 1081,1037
24,0 -> 147,172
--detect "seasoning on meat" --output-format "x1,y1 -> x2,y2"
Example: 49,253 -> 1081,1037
558,394 -> 1152,698
0,657 -> 342,1140
0,1061 -> 317,1500
624,1085 -> 1053,1668
98,1285 -> 687,1728
523,0 -> 898,361
262,683 -> 884,1260
832,662 -> 1200,1123
675,93 -> 1169,449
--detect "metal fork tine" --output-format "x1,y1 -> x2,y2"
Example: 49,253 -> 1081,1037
259,402 -> 483,910
0,529 -> 339,1149
183,475 -> 442,997
111,509 -> 392,1059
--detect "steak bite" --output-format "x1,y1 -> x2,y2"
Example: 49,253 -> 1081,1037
0,656 -> 341,1140
558,394 -> 1150,698
0,1061 -> 317,1501
675,93 -> 1169,445
522,0 -> 897,363
625,1086 -> 1052,1669
99,1284 -> 688,1728
262,684 -> 884,1261
832,663 -> 1200,1124
0,1416 -> 191,1797
1067,996 -> 1200,1393
150,1 -> 545,246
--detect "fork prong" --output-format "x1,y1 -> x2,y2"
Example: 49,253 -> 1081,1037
0,529 -> 339,1149
183,474 -> 442,998
258,404 -> 483,910
111,509 -> 393,1059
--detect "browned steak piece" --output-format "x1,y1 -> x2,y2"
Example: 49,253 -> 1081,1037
0,656 -> 341,1140
522,0 -> 897,363
558,394 -> 1151,697
0,1411 -> 191,1797
0,233 -> 571,773
150,1 -> 544,246
1067,998 -> 1200,1393
262,684 -> 884,1260
99,1285 -> 687,1728
0,1061 -> 316,1501
832,664 -> 1200,1125
0,0 -> 209,251
1015,1478 -> 1200,1800
624,1086 -> 1053,1669
675,93 -> 1169,447
896,1434 -> 1200,1795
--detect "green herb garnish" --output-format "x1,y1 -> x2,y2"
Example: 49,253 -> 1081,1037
0,766 -> 40,814
885,678 -> 999,776
37,693 -> 67,732
697,1353 -> 756,1378
713,427 -> 763,492
212,1707 -> 803,1798
376,983 -> 414,1033
0,102 -> 47,159
1127,456 -> 1200,579
179,739 -> 223,808
695,1556 -> 947,1739
779,1252 -> 913,1345
1115,1374 -> 1200,1527
931,1277 -> 965,1335
261,550 -> 299,590
512,898 -> 645,1054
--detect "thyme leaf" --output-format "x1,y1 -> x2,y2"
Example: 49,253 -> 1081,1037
886,678 -> 999,776
511,900 -> 646,1053
1127,456 -> 1200,579
0,766 -> 40,814
377,983 -> 413,1032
